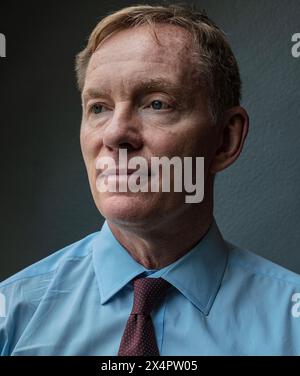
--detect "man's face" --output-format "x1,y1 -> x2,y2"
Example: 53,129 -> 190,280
80,24 -> 219,227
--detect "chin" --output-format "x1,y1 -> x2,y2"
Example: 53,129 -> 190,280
95,192 -> 159,226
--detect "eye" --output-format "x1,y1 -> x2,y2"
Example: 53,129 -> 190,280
150,100 -> 170,110
90,104 -> 106,114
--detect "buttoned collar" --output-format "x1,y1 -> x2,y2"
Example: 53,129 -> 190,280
92,218 -> 229,315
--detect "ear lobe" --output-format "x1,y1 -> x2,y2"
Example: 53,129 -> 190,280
210,106 -> 249,174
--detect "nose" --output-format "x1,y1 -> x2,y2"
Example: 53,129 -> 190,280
102,103 -> 143,152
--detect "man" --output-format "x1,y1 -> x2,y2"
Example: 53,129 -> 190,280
1,4 -> 299,356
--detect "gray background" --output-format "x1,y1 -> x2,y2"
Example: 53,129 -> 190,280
0,0 -> 299,280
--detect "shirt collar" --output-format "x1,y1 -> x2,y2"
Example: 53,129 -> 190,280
92,218 -> 229,315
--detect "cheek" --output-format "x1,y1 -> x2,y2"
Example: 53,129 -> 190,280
143,112 -> 216,158
149,130 -> 205,158
143,127 -> 186,157
80,127 -> 102,162
184,123 -> 218,156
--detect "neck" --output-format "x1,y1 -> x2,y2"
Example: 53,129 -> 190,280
107,191 -> 214,270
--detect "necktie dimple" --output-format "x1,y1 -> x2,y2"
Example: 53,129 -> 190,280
118,277 -> 171,356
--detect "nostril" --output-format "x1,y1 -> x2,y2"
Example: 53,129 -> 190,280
119,143 -> 138,152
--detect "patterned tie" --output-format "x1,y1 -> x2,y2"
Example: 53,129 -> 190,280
118,277 -> 171,356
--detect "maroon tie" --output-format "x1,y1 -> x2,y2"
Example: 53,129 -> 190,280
118,277 -> 171,356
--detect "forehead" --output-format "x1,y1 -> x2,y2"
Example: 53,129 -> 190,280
85,24 -> 197,88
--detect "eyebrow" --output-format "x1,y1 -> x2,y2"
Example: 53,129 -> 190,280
82,78 -> 191,104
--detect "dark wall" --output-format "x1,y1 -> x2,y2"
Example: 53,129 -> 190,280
0,0 -> 299,280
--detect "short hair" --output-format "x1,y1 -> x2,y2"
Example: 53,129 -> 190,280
75,4 -> 241,124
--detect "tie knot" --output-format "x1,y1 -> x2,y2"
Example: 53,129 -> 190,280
131,277 -> 171,315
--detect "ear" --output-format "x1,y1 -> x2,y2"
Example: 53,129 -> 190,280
210,106 -> 249,174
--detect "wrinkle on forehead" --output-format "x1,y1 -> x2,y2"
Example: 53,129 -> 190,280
82,24 -> 203,109
86,24 -> 196,77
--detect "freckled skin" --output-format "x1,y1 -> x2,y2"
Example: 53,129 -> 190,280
80,24 -> 219,231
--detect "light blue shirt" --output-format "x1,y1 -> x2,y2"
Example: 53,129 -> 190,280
1,219 -> 300,355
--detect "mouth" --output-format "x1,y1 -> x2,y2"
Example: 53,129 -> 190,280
95,164 -> 155,193
97,165 -> 153,179
100,168 -> 140,177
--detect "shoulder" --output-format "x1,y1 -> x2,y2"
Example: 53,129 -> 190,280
226,241 -> 300,288
224,240 -> 300,323
221,242 -> 300,354
0,231 -> 99,355
0,231 -> 99,314
0,231 -> 98,289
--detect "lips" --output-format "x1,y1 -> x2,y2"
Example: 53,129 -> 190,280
101,168 -> 138,177
98,166 -> 153,179
96,166 -> 152,192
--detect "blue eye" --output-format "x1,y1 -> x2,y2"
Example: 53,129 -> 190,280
91,104 -> 103,114
151,100 -> 165,110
